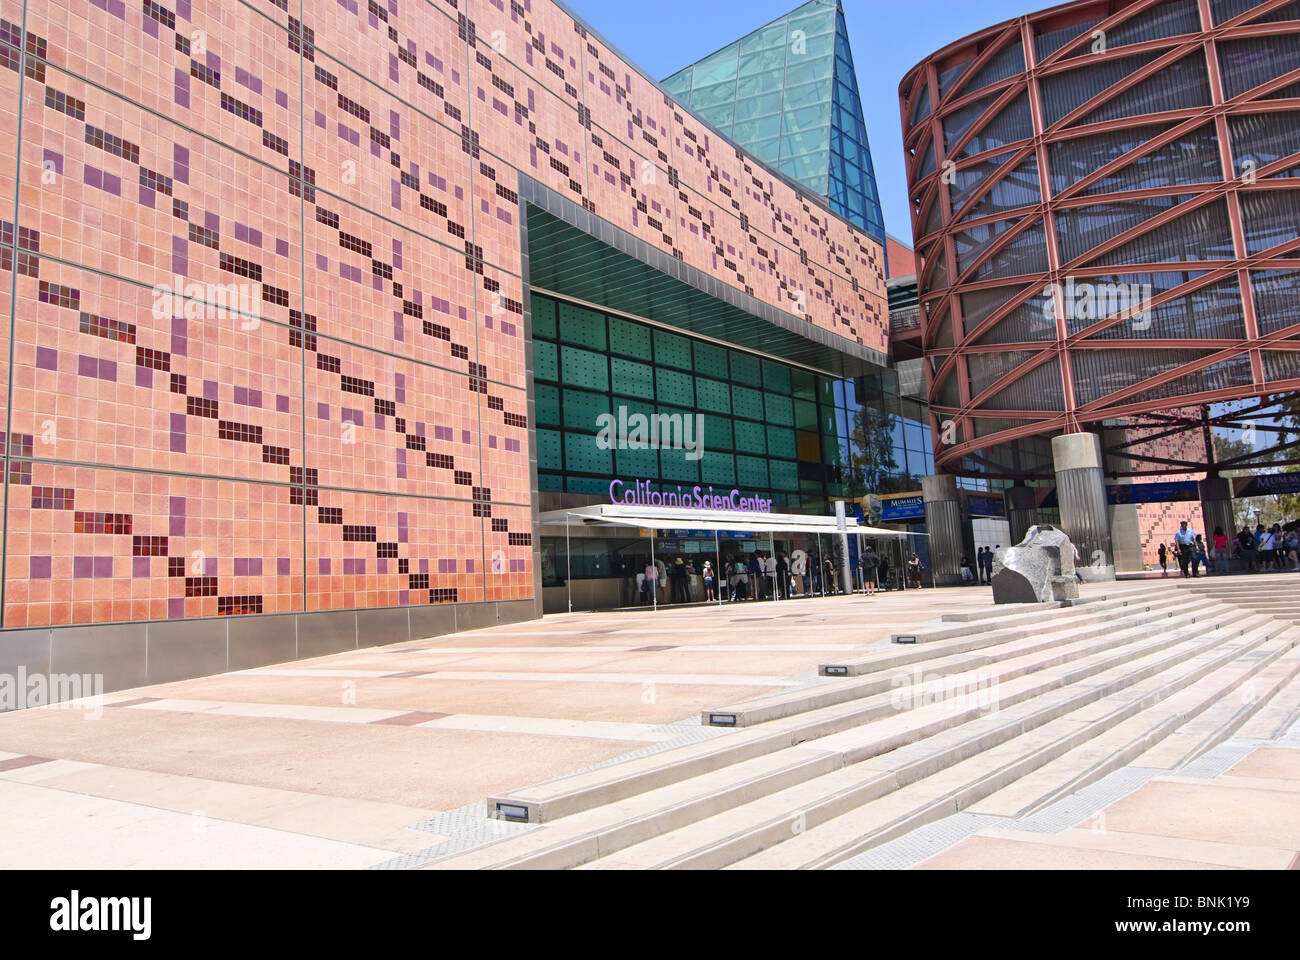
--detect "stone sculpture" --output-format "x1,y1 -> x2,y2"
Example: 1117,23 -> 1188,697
990,524 -> 1080,604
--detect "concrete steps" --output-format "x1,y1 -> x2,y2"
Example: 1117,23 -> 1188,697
727,619 -> 1292,870
708,594 -> 1221,725
485,598 -> 1232,823
431,583 -> 1300,870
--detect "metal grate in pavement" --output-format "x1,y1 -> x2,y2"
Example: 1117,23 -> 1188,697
1003,766 -> 1160,833
371,801 -> 539,870
1168,739 -> 1259,780
829,813 -> 1003,870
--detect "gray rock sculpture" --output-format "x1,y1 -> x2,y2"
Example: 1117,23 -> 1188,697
990,524 -> 1080,604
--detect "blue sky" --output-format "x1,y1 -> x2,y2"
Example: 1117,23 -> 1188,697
564,0 -> 1037,245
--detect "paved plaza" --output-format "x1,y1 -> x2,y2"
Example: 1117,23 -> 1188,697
0,576 -> 1296,869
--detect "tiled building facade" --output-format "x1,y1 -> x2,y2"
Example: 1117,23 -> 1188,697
0,0 -> 887,666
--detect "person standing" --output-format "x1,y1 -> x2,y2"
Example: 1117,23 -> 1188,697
776,552 -> 790,600
644,559 -> 658,603
1173,521 -> 1196,578
1258,525 -> 1276,571
702,560 -> 717,602
1192,535 -> 1208,578
878,553 -> 890,591
1212,527 -> 1228,575
862,546 -> 879,597
1239,526 -> 1257,572
907,553 -> 923,588
1157,542 -> 1168,577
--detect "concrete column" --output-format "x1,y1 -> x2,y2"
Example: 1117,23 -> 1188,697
922,474 -> 963,586
1200,476 -> 1235,569
1006,482 -> 1039,546
1052,432 -> 1114,582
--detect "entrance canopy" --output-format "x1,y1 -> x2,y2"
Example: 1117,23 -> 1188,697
538,503 -> 920,538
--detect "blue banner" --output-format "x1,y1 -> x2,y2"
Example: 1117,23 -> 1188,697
966,494 -> 1006,517
1106,480 -> 1200,505
881,494 -> 925,521
1234,473 -> 1300,498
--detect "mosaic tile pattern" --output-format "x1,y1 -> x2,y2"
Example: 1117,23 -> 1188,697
0,0 -> 886,629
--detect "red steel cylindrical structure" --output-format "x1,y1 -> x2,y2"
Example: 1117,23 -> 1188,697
900,0 -> 1300,479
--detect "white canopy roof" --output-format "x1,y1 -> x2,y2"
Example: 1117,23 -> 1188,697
537,503 -> 922,538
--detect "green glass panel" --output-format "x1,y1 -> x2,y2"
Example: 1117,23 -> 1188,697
765,393 -> 795,426
566,475 -> 610,495
738,46 -> 787,79
691,79 -> 737,110
817,376 -> 836,403
660,447 -> 700,483
762,359 -> 792,395
536,428 -> 563,471
734,420 -> 767,455
794,398 -> 818,430
736,455 -> 768,489
703,416 -> 732,452
561,345 -> 609,392
616,445 -> 659,478
693,341 -> 729,379
564,432 -> 613,474
656,368 -> 694,407
787,6 -> 834,37
739,22 -> 787,54
749,137 -> 781,165
731,115 -> 782,143
766,425 -> 796,459
736,70 -> 787,99
530,294 -> 556,339
654,328 -> 692,369
692,43 -> 741,86
557,302 -> 607,349
609,315 -> 652,360
785,55 -> 833,89
611,357 -> 653,397
697,103 -> 735,130
781,102 -> 830,136
695,377 -> 731,414
536,383 -> 561,426
733,91 -> 783,121
562,388 -> 609,430
791,368 -> 816,400
700,451 -> 736,486
662,68 -> 692,97
731,384 -> 764,421
534,340 -> 559,382
770,459 -> 800,491
783,78 -> 832,110
539,472 -> 563,493
730,351 -> 760,383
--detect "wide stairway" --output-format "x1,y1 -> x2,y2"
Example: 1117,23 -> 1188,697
431,581 -> 1300,870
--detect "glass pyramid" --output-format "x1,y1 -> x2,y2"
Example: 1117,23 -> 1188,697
662,0 -> 885,242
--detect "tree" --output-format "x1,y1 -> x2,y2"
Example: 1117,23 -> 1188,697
846,404 -> 900,497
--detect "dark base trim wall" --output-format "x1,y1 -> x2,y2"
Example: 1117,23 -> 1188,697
0,598 -> 541,710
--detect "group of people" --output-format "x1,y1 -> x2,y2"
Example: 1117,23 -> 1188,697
629,545 -> 929,605
960,545 -> 1002,584
1156,521 -> 1300,578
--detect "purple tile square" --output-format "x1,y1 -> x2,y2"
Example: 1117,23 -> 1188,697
133,557 -> 151,577
168,597 -> 185,619
93,556 -> 113,578
35,346 -> 57,371
277,557 -> 291,576
30,556 -> 51,579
